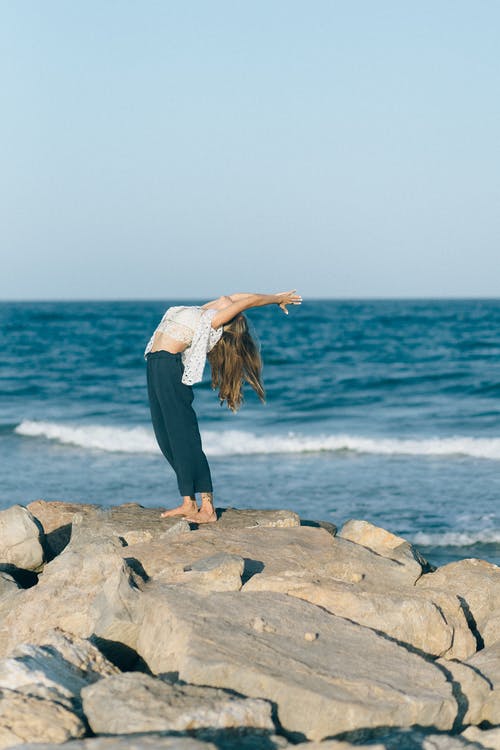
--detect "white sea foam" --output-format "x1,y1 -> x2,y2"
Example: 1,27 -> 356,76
13,419 -> 500,460
411,530 -> 500,547
15,420 -> 158,454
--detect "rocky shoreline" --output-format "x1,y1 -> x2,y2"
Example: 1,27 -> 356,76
1,501 -> 500,749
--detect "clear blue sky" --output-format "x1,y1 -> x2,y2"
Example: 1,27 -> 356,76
1,1 -> 499,300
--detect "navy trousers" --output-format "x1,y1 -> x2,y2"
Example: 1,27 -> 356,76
146,350 -> 213,496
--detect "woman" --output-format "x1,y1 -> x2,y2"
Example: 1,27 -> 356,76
144,290 -> 302,523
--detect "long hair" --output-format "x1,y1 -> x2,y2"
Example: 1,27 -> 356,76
208,314 -> 265,412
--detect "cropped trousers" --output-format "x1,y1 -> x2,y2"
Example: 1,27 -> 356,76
146,350 -> 213,497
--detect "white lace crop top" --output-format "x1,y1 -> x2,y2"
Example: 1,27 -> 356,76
144,306 -> 223,386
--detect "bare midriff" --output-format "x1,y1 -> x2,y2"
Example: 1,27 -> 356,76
149,330 -> 188,354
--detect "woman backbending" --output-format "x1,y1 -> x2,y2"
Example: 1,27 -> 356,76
144,290 -> 302,523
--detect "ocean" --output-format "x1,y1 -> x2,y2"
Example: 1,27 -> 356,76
1,298 -> 499,568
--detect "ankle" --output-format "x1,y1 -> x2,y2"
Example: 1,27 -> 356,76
200,492 -> 214,509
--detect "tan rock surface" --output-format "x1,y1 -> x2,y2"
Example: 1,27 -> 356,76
0,571 -> 20,599
295,730 -> 488,748
463,640 -> 500,725
243,574 -> 476,659
339,518 -> 432,577
0,637 -> 117,701
436,656 -> 492,726
0,533 -> 142,657
136,585 -> 458,740
0,629 -> 119,743
214,507 -> 300,528
127,524 -> 425,589
27,501 -> 300,555
179,552 -> 244,591
0,690 -> 85,748
26,499 -> 100,559
82,672 -> 274,734
6,734 -> 219,750
461,725 -> 500,749
0,504 -> 45,571
416,558 -> 500,647
27,500 -> 190,556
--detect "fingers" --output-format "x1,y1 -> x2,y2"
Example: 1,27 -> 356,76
277,291 -> 302,302
277,290 -> 302,314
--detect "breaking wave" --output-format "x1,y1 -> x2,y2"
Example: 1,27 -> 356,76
13,419 -> 500,460
411,530 -> 500,547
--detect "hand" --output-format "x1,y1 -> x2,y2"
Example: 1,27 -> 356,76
275,290 -> 302,315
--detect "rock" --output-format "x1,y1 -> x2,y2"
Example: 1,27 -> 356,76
81,671 -> 274,734
27,500 -> 190,558
13,738 -> 222,750
0,690 -> 86,748
0,629 -> 118,711
300,518 -> 337,536
243,574 -> 476,659
0,505 -> 45,571
127,525 -> 425,589
294,729 -> 489,748
27,500 -> 100,557
13,734 -> 288,749
0,630 -> 121,749
73,504 -> 191,547
119,550 -> 245,593
461,725 -> 500,749
0,571 -> 20,599
462,640 -> 500,725
339,518 -> 433,576
416,558 -> 500,648
481,614 -> 500,648
34,629 -> 120,680
136,586 -> 458,740
91,553 -> 147,669
0,533 -> 143,657
436,656 -> 492,726
215,507 -> 300,528
181,553 -> 245,592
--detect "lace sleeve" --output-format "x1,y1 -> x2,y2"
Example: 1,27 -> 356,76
181,309 -> 223,386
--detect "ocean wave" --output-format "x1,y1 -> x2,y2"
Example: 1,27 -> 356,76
411,530 -> 500,548
13,419 -> 500,460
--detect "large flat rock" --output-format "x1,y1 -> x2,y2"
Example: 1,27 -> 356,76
126,524 -> 425,589
136,586 -> 458,740
243,574 -> 476,659
27,500 -> 190,555
27,502 -> 301,558
14,733 -> 288,749
82,672 -> 274,734
14,738 -> 220,750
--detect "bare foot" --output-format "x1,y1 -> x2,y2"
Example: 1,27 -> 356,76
185,508 -> 217,524
160,499 -> 197,518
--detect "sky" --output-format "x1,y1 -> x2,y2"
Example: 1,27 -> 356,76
1,1 -> 499,300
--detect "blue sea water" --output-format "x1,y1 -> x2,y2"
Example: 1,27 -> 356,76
1,298 -> 499,567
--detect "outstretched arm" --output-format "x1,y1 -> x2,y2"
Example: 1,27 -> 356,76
210,290 -> 302,328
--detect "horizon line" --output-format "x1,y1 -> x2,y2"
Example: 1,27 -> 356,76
1,295 -> 499,303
